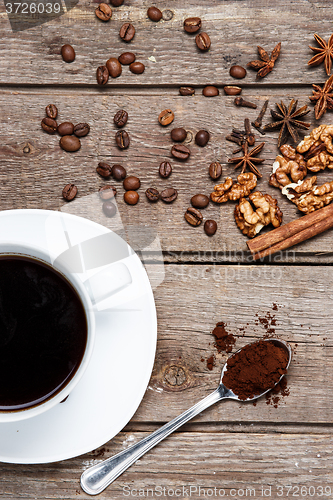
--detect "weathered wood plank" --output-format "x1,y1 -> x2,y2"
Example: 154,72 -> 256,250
1,89 -> 333,261
1,432 -> 331,499
0,0 -> 332,86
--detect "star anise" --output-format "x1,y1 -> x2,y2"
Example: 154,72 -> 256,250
228,141 -> 265,178
309,74 -> 333,119
247,42 -> 281,78
308,33 -> 333,76
262,99 -> 311,147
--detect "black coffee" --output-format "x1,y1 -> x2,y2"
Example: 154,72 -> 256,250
0,255 -> 87,411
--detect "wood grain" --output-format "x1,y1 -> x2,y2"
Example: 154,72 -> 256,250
0,0 -> 333,86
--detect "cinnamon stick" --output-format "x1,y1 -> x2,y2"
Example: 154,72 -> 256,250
247,202 -> 333,256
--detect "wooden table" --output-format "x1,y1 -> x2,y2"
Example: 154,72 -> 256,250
1,0 -> 333,498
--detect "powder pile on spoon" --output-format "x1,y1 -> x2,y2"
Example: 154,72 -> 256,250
222,339 -> 289,400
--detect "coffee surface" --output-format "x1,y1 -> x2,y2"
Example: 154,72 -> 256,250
0,256 -> 87,410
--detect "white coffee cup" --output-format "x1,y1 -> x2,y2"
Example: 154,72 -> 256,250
0,241 -> 132,423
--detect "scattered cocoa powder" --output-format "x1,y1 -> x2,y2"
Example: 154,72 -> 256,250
206,355 -> 215,371
265,376 -> 290,408
212,322 -> 236,353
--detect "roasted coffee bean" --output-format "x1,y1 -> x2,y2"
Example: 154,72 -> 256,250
114,109 -> 128,128
229,65 -> 247,79
97,162 -> 112,178
171,127 -> 187,142
41,117 -> 57,134
124,190 -> 139,205
74,123 -> 90,137
99,185 -> 117,200
171,144 -> 190,160
159,161 -> 172,178
185,207 -> 203,226
224,85 -> 242,96
58,122 -> 74,136
147,6 -> 162,21
123,176 -> 140,191
160,188 -> 177,203
62,183 -> 77,201
195,32 -> 211,51
204,219 -> 217,236
129,62 -> 145,74
45,104 -> 58,119
209,161 -> 222,180
145,188 -> 159,202
61,44 -> 75,63
179,86 -> 195,96
118,52 -> 136,65
106,58 -> 122,78
120,23 -> 135,42
115,130 -> 130,149
96,65 -> 109,85
95,3 -> 112,21
102,201 -> 117,217
110,0 -> 123,5
184,17 -> 201,33
112,164 -> 127,180
191,194 -> 209,209
202,85 -> 219,97
60,135 -> 81,152
195,129 -> 210,147
158,109 -> 174,126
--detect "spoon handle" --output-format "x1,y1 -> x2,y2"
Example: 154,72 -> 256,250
81,387 -> 224,495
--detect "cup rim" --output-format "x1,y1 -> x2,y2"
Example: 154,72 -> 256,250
0,243 -> 95,423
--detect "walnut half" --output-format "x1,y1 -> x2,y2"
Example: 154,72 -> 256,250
234,191 -> 283,238
211,172 -> 257,203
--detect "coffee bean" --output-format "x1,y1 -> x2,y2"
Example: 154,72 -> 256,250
161,188 -> 177,203
118,52 -> 136,65
96,65 -> 109,85
229,65 -> 247,79
97,162 -> 112,178
191,194 -> 209,209
123,176 -> 140,191
184,17 -> 201,33
195,130 -> 210,147
195,32 -> 211,51
110,0 -> 123,5
129,62 -> 145,74
41,117 -> 57,134
179,87 -> 195,96
114,109 -> 128,128
58,122 -> 74,136
115,130 -> 130,149
202,86 -> 219,97
95,3 -> 112,21
146,188 -> 159,202
106,58 -> 122,78
112,164 -> 127,180
185,207 -> 203,226
102,201 -> 117,217
60,135 -> 81,152
124,190 -> 139,205
74,123 -> 90,137
148,6 -> 162,21
159,109 -> 174,126
120,23 -> 135,42
62,183 -> 78,201
171,127 -> 187,142
61,44 -> 75,63
171,144 -> 190,160
204,219 -> 217,236
224,85 -> 242,96
99,185 -> 117,200
209,161 -> 222,180
45,104 -> 58,119
159,161 -> 172,178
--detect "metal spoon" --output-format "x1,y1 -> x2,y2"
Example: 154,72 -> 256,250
81,338 -> 291,495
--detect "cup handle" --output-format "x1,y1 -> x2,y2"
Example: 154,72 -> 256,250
83,262 -> 132,307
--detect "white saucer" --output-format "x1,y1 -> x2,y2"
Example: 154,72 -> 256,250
0,210 -> 157,464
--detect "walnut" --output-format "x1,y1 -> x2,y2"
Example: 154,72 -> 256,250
282,177 -> 333,213
234,191 -> 283,238
270,151 -> 307,189
307,151 -> 333,171
211,173 -> 257,203
296,125 -> 326,153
